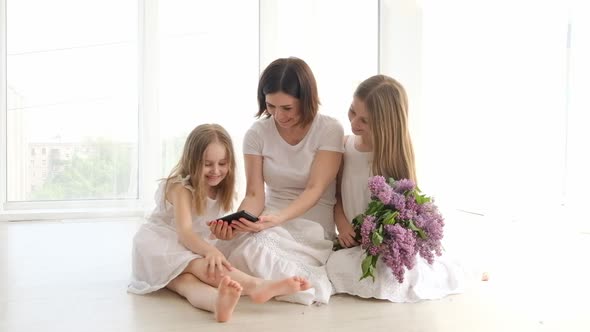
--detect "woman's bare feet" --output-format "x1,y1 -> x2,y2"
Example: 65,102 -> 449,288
215,276 -> 242,323
249,276 -> 312,304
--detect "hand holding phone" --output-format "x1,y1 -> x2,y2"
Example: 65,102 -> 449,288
218,210 -> 259,224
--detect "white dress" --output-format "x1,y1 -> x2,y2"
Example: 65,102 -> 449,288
217,114 -> 344,305
326,135 -> 466,302
128,175 -> 225,294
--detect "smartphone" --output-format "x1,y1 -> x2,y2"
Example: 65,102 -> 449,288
218,210 -> 259,224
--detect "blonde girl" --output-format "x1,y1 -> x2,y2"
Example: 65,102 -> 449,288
327,76 -> 465,302
129,124 -> 310,322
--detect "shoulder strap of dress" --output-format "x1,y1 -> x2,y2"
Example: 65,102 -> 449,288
170,174 -> 196,193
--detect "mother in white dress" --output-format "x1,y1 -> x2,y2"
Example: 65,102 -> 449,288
210,57 -> 344,305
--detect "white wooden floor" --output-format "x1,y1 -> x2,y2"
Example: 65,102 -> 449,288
1,211 -> 588,332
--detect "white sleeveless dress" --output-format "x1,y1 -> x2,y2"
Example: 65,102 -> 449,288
326,136 -> 466,302
128,175 -> 225,294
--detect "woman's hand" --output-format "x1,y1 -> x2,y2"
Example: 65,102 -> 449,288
203,248 -> 232,279
230,214 -> 281,233
208,220 -> 237,240
336,222 -> 358,248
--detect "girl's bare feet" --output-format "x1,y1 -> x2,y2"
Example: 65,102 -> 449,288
250,276 -> 312,304
215,276 -> 242,322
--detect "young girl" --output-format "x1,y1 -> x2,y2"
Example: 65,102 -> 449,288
128,124 -> 310,322
326,75 -> 465,302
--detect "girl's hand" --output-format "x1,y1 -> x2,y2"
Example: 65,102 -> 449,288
230,214 -> 281,233
208,220 -> 237,240
203,248 -> 232,279
336,222 -> 358,248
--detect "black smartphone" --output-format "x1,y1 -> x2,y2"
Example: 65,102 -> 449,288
218,210 -> 259,224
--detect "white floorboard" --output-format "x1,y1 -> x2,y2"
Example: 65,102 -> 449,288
1,210 -> 588,332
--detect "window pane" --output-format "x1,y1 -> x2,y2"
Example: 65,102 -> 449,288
259,0 -> 378,133
6,0 -> 138,201
159,0 -> 259,178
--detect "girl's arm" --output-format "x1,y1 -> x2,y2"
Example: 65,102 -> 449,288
233,150 -> 342,232
334,159 -> 358,247
167,183 -> 218,255
168,183 -> 232,277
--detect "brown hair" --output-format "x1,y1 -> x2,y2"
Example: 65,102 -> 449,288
355,75 -> 417,183
165,124 -> 235,214
256,57 -> 320,127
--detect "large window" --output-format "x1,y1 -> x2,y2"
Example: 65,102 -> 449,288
3,0 -> 586,225
155,0 -> 259,200
6,0 -> 138,202
2,0 -> 377,219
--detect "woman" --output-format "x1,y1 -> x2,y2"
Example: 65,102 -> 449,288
210,57 -> 344,305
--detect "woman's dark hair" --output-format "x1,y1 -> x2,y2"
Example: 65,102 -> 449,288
256,57 -> 320,127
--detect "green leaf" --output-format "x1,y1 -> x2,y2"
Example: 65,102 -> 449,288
415,193 -> 431,204
371,231 -> 383,245
366,200 -> 384,215
371,255 -> 379,266
383,211 -> 398,225
360,255 -> 376,281
360,255 -> 379,282
408,219 -> 428,239
387,177 -> 396,186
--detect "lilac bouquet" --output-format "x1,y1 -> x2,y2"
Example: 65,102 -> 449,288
352,176 -> 444,283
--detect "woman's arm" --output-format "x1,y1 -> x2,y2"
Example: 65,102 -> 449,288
274,150 -> 342,223
232,150 -> 342,232
237,154 -> 266,215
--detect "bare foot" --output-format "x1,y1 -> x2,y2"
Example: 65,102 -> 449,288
215,276 -> 242,323
250,276 -> 312,304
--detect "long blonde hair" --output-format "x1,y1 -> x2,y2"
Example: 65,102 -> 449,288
355,75 -> 417,183
165,124 -> 235,215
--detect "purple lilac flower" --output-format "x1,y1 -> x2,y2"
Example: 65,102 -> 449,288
381,224 -> 417,283
367,245 -> 380,256
361,176 -> 446,284
376,186 -> 393,205
368,176 -> 388,197
390,192 -> 406,211
399,196 -> 419,221
413,203 -> 445,263
368,175 -> 395,205
393,178 -> 415,194
360,216 -> 376,249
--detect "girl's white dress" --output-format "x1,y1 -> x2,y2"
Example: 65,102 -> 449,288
326,135 -> 466,302
217,114 -> 344,305
128,175 -> 225,294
